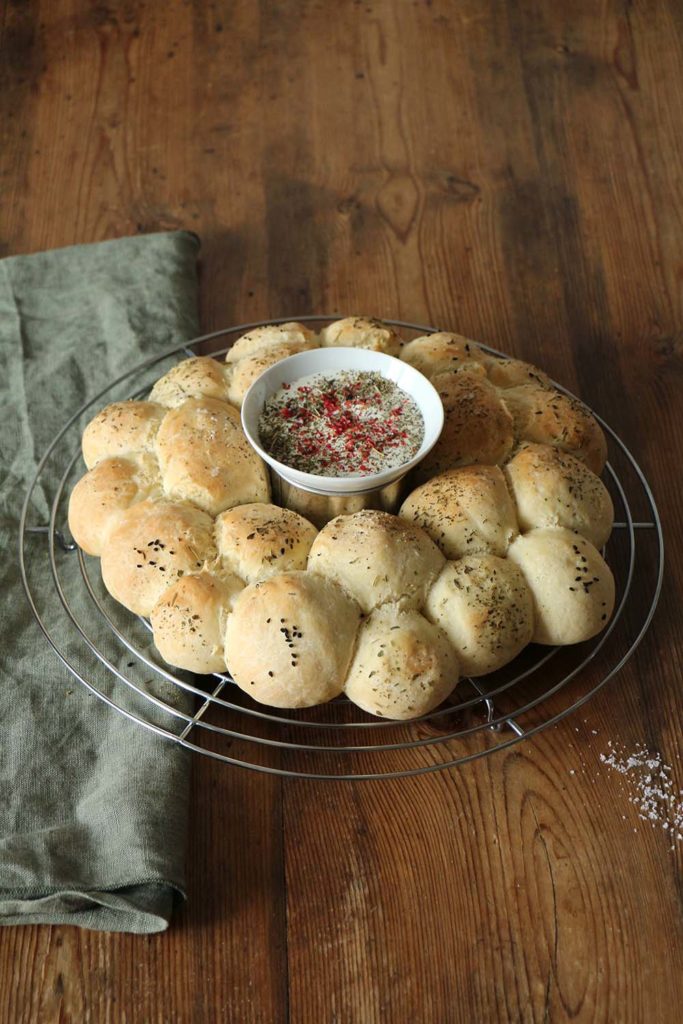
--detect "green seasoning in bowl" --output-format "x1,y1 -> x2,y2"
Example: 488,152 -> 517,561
258,369 -> 425,477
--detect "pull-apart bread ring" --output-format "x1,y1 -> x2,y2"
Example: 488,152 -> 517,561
69,317 -> 615,719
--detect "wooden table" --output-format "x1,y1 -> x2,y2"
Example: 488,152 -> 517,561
2,2 -> 682,1021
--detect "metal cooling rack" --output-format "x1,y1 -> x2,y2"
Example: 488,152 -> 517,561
19,318 -> 664,780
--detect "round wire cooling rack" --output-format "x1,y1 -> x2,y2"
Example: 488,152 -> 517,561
19,317 -> 664,780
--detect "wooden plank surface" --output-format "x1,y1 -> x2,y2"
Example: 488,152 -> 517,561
1,1 -> 682,1021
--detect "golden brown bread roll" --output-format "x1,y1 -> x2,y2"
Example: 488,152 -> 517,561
101,498 -> 216,616
154,397 -> 270,516
400,332 -> 488,379
149,356 -> 232,408
506,528 -> 615,645
227,342 -> 315,407
225,322 -> 317,363
68,453 -> 160,556
225,571 -> 361,708
151,569 -> 244,674
215,503 -> 318,584
318,316 -> 402,356
343,604 -> 459,719
399,466 -> 519,559
483,357 -> 552,390
414,371 -> 514,483
307,509 -> 445,614
502,383 -> 607,474
504,443 -> 613,548
81,401 -> 166,470
424,555 -> 534,676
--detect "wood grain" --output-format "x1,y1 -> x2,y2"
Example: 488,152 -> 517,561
1,0 -> 683,1021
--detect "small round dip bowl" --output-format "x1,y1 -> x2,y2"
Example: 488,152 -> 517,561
241,347 -> 444,497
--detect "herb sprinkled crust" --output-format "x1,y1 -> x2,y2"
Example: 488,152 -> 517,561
225,571 -> 361,708
69,317 -> 615,719
307,509 -> 446,615
398,465 -> 519,560
425,555 -> 535,676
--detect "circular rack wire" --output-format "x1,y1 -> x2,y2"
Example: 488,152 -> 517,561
19,317 -> 664,780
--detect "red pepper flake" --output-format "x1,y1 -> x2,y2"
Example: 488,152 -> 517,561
258,370 -> 424,476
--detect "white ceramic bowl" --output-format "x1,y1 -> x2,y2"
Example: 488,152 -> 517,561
241,347 -> 444,496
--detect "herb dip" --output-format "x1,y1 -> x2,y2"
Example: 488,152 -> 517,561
258,369 -> 424,477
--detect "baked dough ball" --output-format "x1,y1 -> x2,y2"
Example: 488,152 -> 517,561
400,332 -> 488,379
215,503 -> 318,584
82,401 -> 166,470
507,528 -> 615,645
225,571 -> 361,708
399,466 -> 518,560
505,443 -> 614,548
151,570 -> 244,674
343,604 -> 459,719
68,453 -> 160,556
227,343 -> 314,407
225,322 -> 317,363
425,555 -> 534,676
154,397 -> 270,516
318,316 -> 402,357
503,383 -> 607,474
307,510 -> 445,614
484,357 -> 552,390
101,499 -> 216,616
149,356 -> 231,408
415,372 -> 514,482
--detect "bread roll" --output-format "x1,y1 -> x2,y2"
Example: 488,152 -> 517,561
149,356 -> 232,408
502,383 -> 607,474
484,357 -> 552,390
82,401 -> 166,470
225,322 -> 317,363
415,371 -> 514,482
506,528 -> 615,645
151,569 -> 244,674
101,499 -> 216,616
400,332 -> 487,379
307,510 -> 445,614
225,571 -> 361,708
505,443 -> 613,548
343,604 -> 459,719
215,503 -> 318,584
318,316 -> 402,356
425,555 -> 534,676
399,466 -> 518,559
68,453 -> 160,556
227,342 -> 313,407
155,397 -> 270,516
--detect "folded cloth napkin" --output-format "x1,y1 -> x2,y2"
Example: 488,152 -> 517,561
0,231 -> 200,933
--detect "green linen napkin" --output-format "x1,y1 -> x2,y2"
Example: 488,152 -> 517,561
0,231 -> 200,933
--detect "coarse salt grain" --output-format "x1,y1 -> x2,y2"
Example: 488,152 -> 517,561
599,741 -> 683,843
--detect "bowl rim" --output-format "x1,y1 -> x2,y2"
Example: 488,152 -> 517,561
240,346 -> 444,495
